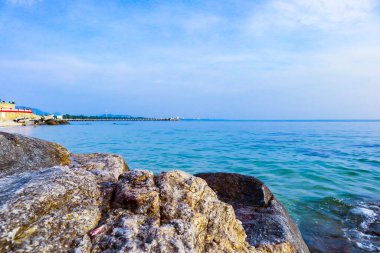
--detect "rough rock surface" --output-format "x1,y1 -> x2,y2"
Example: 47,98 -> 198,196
0,166 -> 102,252
0,132 -> 128,252
196,173 -> 310,253
0,131 -> 70,177
91,170 -> 255,253
70,153 -> 128,183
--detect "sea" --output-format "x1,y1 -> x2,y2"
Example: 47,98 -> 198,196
2,120 -> 380,252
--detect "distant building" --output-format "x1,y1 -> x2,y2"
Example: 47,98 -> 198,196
0,101 -> 36,122
0,101 -> 15,109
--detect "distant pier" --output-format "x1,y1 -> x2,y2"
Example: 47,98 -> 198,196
66,117 -> 180,122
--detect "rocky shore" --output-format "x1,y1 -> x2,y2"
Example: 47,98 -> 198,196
0,118 -> 69,127
16,118 -> 70,126
0,131 -> 309,253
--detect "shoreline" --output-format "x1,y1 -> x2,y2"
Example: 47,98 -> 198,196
0,121 -> 23,127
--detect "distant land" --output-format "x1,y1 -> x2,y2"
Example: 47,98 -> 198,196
16,106 -> 52,116
13,105 -> 179,121
14,106 -> 379,122
16,106 -> 170,120
63,114 -> 144,120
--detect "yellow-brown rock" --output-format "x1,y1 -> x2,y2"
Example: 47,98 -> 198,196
91,170 -> 255,253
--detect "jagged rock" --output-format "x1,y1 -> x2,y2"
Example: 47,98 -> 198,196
113,170 -> 159,216
0,131 -> 70,177
91,170 -> 255,253
69,153 -> 129,216
196,173 -> 310,253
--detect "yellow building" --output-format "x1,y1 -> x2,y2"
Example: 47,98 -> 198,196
0,101 -> 38,122
0,102 -> 15,109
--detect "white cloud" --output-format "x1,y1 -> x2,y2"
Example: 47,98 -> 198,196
248,0 -> 379,33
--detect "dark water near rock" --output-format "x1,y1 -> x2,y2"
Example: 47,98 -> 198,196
2,120 -> 380,252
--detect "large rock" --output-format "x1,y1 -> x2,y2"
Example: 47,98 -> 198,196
0,131 -> 70,177
0,147 -> 127,252
196,173 -> 310,253
91,170 -> 255,253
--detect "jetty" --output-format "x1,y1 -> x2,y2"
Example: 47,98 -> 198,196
66,117 -> 180,122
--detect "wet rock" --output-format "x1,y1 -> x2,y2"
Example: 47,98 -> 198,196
0,131 -> 70,177
196,172 -> 309,253
44,119 -> 70,125
91,170 -> 255,253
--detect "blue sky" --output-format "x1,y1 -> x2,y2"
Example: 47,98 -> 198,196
1,0 -> 379,119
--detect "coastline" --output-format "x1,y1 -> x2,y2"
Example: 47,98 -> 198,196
0,119 -> 69,127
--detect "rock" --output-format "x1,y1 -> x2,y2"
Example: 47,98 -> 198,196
0,166 -> 102,252
70,153 -> 130,215
157,170 -> 254,253
0,131 -> 71,177
70,153 -> 128,183
196,173 -> 310,253
0,141 -> 128,252
113,170 -> 159,216
91,170 -> 255,253
44,119 -> 70,125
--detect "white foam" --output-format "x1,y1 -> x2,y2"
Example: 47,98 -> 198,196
351,207 -> 377,218
343,203 -> 380,251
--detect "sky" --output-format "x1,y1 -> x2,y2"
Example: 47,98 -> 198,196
0,0 -> 380,119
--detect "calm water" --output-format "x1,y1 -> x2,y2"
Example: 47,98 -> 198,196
2,120 -> 380,252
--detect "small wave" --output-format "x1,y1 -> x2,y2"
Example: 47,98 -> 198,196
357,158 -> 380,166
343,202 -> 380,252
351,206 -> 377,229
301,198 -> 380,252
354,143 -> 380,148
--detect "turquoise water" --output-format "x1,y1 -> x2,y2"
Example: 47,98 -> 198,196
2,120 -> 380,252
